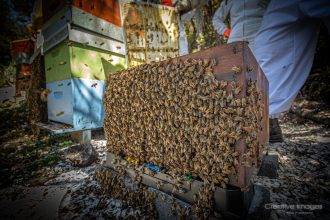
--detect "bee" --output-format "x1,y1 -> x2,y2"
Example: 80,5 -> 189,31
246,65 -> 253,72
220,80 -> 228,89
40,89 -> 52,102
234,99 -> 241,107
243,126 -> 253,133
241,161 -> 251,167
56,111 -> 64,116
91,83 -> 97,88
82,42 -> 89,46
232,66 -> 242,74
241,185 -> 250,192
241,98 -> 247,107
234,86 -> 242,95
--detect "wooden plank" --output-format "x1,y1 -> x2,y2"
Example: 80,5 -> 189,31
36,121 -> 75,135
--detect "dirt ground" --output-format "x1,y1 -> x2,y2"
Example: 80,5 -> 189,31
0,97 -> 329,220
253,100 -> 330,220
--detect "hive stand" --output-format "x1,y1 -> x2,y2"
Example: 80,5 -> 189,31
36,121 -> 92,143
258,148 -> 279,179
105,152 -> 271,219
70,130 -> 92,143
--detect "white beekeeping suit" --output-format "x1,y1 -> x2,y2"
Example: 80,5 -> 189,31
254,0 -> 330,118
212,0 -> 268,51
178,16 -> 189,55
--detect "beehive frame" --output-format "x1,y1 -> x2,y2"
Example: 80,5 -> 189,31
120,0 -> 179,67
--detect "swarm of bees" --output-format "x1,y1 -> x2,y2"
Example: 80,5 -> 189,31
192,184 -> 215,219
95,167 -> 220,219
28,55 -> 48,125
95,167 -> 158,219
104,58 -> 264,190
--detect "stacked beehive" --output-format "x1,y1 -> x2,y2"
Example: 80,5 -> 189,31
42,0 -> 126,129
10,39 -> 34,96
104,42 -> 268,188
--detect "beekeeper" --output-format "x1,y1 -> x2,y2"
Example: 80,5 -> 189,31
253,0 -> 330,142
160,0 -> 210,55
212,0 -> 269,52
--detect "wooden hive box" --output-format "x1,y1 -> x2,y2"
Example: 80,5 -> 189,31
42,4 -> 123,53
45,41 -> 126,128
104,42 -> 269,188
42,0 -> 121,27
178,42 -> 269,187
10,39 -> 34,63
44,42 -> 126,83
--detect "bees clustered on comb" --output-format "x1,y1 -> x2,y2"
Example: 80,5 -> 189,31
124,3 -> 179,64
104,58 -> 264,188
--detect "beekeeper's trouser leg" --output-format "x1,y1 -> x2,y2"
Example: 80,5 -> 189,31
254,0 -> 330,118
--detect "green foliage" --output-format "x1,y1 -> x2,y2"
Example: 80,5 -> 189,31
0,62 -> 16,88
58,140 -> 73,147
27,150 -> 62,171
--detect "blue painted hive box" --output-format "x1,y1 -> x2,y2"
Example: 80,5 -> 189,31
47,78 -> 105,129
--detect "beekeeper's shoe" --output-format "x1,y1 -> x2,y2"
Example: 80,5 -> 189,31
269,118 -> 284,143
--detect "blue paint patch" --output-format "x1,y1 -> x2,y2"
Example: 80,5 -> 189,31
72,78 -> 105,129
47,78 -> 105,130
47,79 -> 73,125
146,163 -> 162,172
